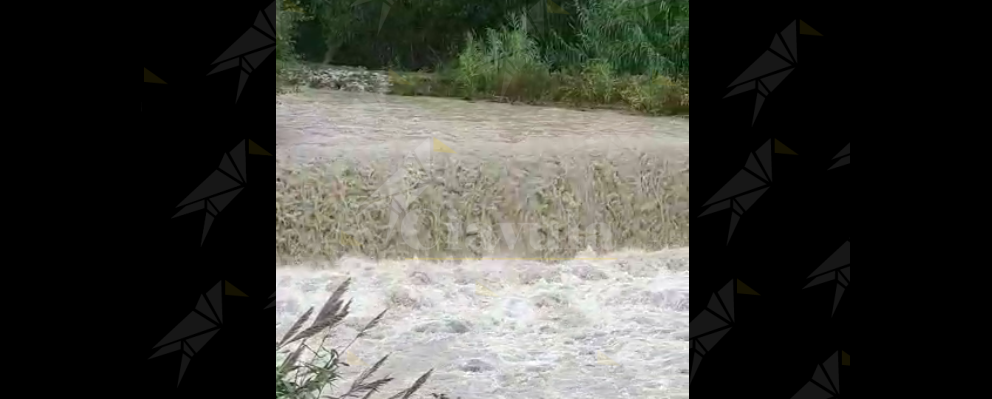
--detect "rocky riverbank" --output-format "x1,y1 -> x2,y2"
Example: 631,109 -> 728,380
281,64 -> 393,94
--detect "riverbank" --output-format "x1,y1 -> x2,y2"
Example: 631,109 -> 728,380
277,63 -> 689,118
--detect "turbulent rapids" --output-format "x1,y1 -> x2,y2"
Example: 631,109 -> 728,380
275,248 -> 690,399
276,88 -> 690,398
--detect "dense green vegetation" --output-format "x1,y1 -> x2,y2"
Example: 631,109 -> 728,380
275,0 -> 689,114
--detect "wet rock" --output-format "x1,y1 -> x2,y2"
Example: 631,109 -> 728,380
663,257 -> 690,272
299,277 -> 331,293
550,307 -> 588,328
615,258 -> 658,277
409,270 -> 432,285
569,263 -> 609,280
517,264 -> 561,285
413,319 -> 472,334
343,81 -> 366,92
459,358 -> 494,373
525,363 -> 554,373
445,319 -> 471,333
531,292 -> 568,308
651,288 -> 689,312
606,287 -> 653,307
388,287 -> 431,308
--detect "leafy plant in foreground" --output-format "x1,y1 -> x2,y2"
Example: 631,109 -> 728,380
276,278 -> 433,399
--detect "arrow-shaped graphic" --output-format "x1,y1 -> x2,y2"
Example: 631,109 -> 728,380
387,69 -> 411,86
266,291 -> 275,309
790,350 -> 847,398
145,68 -> 167,84
803,241 -> 850,316
546,0 -> 569,14
698,139 -> 796,244
149,281 -> 248,387
724,20 -> 823,126
207,1 -> 276,103
689,279 -> 760,384
353,0 -> 396,36
829,142 -> 849,170
173,139 -> 271,245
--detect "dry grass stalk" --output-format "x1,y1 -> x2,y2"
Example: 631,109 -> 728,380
276,279 -> 436,399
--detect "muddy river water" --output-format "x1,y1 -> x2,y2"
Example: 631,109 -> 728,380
276,89 -> 690,399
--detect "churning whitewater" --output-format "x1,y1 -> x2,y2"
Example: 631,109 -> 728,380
275,247 -> 690,399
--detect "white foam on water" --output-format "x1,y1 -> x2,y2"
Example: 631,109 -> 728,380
275,248 -> 690,399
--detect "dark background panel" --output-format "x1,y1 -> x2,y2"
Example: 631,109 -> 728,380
138,0 -> 274,397
693,0 -> 855,397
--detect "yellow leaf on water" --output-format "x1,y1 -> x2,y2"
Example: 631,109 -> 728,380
476,283 -> 497,297
344,351 -> 367,367
596,351 -> 619,365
